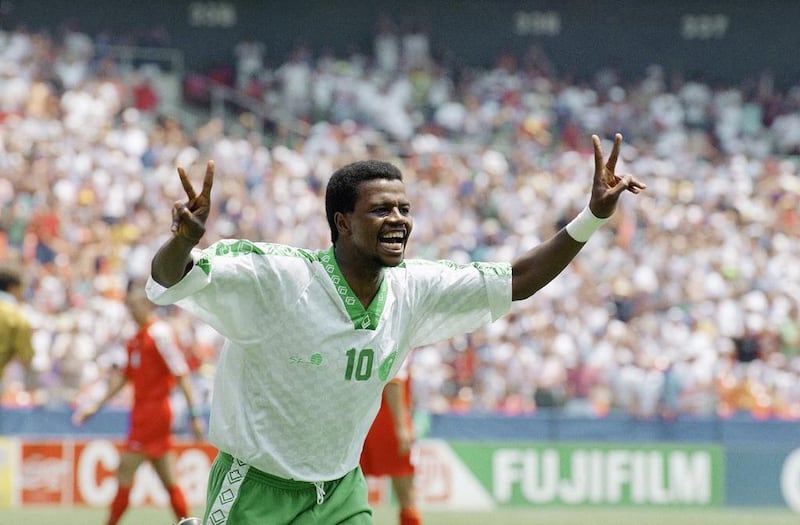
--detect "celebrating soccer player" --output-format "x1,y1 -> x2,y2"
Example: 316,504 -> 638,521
147,133 -> 645,523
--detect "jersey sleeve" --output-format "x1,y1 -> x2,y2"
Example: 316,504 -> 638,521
147,320 -> 190,377
404,259 -> 512,348
146,245 -> 219,307
146,240 -> 314,344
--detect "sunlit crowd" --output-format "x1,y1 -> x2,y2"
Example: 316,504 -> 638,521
1,18 -> 799,422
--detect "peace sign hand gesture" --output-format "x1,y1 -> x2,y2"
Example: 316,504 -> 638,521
171,161 -> 215,244
588,133 -> 646,219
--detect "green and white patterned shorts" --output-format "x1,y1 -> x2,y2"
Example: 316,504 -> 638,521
202,452 -> 373,524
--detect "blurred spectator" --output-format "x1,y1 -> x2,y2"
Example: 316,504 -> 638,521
275,45 -> 312,120
373,15 -> 400,74
233,36 -> 267,91
131,67 -> 160,114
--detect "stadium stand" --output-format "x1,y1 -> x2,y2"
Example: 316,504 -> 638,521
1,10 -> 799,425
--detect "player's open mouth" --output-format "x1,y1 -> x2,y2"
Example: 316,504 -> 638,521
379,231 -> 405,252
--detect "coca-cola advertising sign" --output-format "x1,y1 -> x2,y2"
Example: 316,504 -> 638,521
22,443 -> 70,504
19,440 -> 217,507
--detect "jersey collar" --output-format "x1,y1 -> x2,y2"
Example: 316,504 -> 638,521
319,247 -> 387,331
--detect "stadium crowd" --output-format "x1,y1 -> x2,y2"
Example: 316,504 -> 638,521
1,19 -> 799,423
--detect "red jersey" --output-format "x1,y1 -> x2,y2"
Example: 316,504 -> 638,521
125,319 -> 188,401
360,359 -> 415,477
124,319 -> 189,457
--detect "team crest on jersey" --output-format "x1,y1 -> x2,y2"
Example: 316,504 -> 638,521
378,351 -> 397,381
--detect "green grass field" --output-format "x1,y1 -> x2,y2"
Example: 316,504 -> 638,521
1,506 -> 797,525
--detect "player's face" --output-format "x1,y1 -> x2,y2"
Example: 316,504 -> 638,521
344,178 -> 413,268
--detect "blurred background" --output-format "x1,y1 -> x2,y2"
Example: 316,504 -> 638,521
1,0 -> 799,521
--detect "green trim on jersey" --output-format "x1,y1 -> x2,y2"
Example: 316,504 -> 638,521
197,240 -> 317,275
404,257 -> 512,277
209,240 -> 316,260
319,247 -> 387,331
197,256 -> 211,276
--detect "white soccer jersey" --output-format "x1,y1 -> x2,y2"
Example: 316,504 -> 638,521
146,240 -> 511,481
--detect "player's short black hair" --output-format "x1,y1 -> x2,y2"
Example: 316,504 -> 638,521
325,160 -> 403,244
0,265 -> 22,293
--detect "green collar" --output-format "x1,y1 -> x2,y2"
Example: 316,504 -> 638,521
319,247 -> 387,330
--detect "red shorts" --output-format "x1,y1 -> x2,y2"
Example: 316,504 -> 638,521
360,401 -> 414,478
126,399 -> 173,458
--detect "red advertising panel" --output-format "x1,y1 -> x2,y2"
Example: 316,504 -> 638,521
21,442 -> 70,505
20,440 -> 217,507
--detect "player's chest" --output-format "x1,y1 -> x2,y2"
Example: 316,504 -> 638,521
127,337 -> 159,370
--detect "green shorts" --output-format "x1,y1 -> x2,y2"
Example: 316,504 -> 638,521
202,452 -> 373,524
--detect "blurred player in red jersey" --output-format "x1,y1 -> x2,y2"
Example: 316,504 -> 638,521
73,284 -> 205,525
360,357 -> 422,525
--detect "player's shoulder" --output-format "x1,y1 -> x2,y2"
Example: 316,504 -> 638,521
394,257 -> 471,277
0,301 -> 29,326
205,239 -> 317,263
402,258 -> 510,277
400,257 -> 473,270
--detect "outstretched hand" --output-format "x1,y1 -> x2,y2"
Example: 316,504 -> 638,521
171,160 -> 215,243
588,133 -> 645,218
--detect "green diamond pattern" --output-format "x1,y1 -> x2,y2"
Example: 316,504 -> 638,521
227,470 -> 242,483
220,489 -> 235,503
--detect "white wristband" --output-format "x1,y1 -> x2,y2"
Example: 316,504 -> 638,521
565,206 -> 608,243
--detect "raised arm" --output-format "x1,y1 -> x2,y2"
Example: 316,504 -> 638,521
151,161 -> 215,287
511,133 -> 645,301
